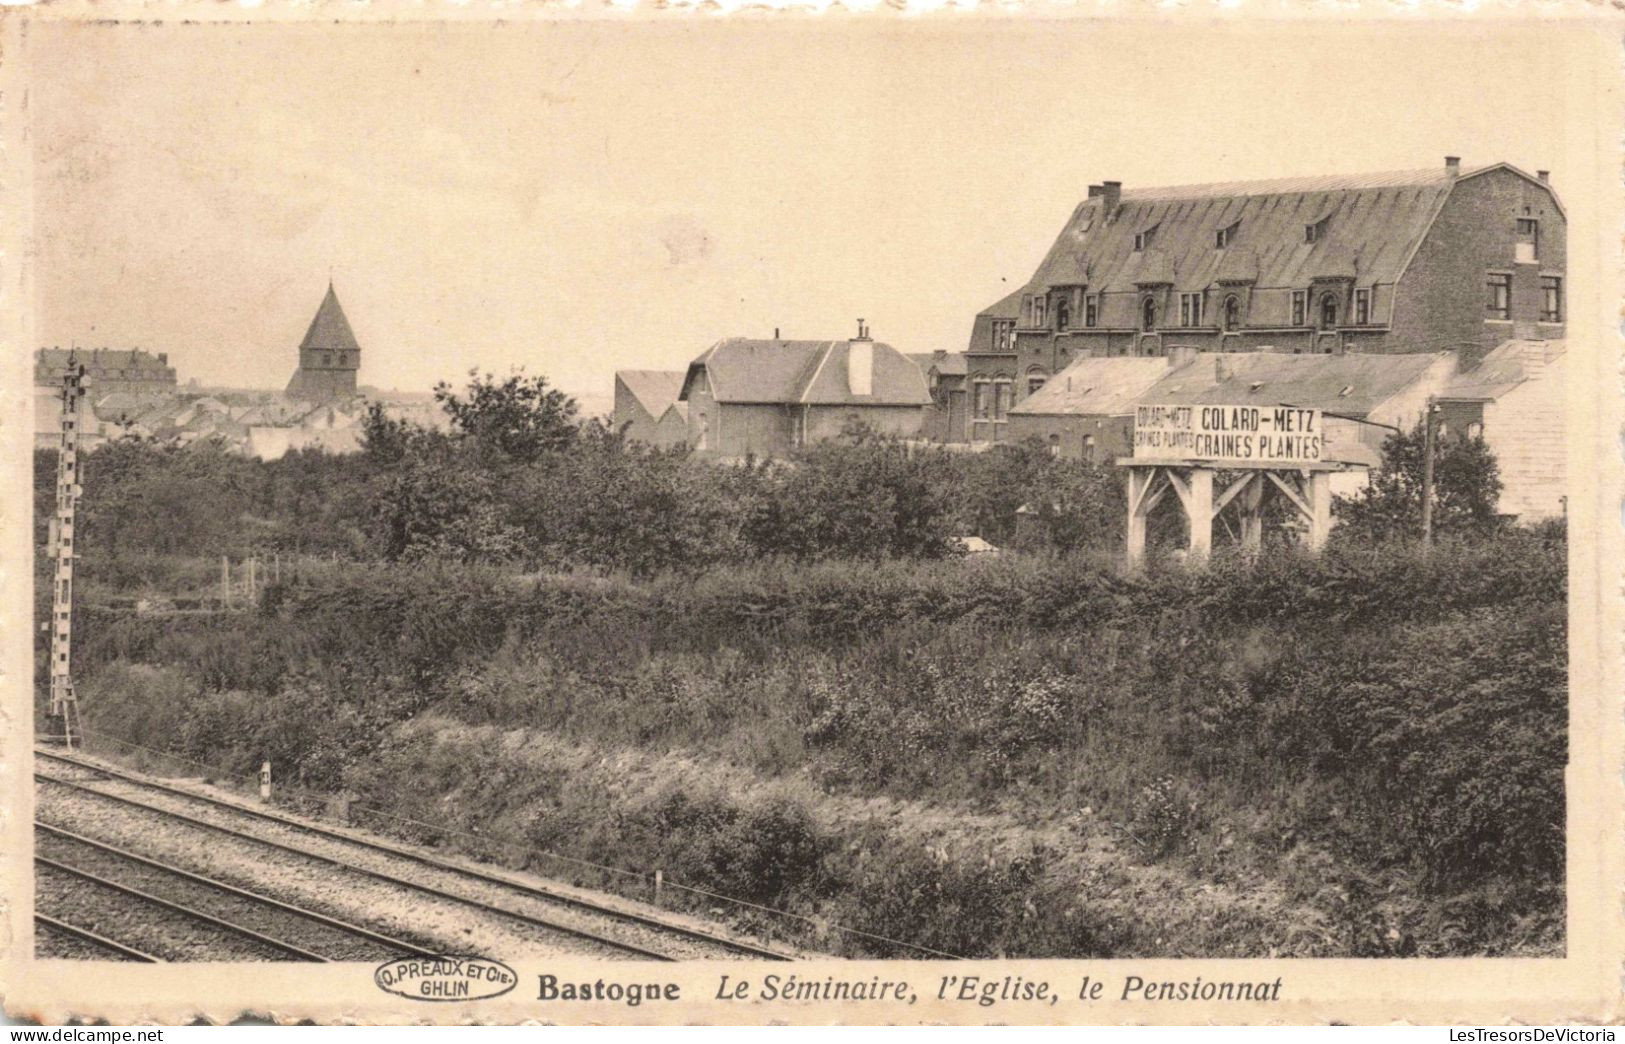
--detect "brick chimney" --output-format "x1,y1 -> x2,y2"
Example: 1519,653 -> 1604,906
1087,184 -> 1103,199
1101,181 -> 1122,216
848,319 -> 873,397
1166,344 -> 1199,370
1445,156 -> 1461,178
1537,170 -> 1550,183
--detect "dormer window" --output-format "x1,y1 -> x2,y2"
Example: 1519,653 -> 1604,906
1056,299 -> 1071,331
1215,220 -> 1240,249
1304,216 -> 1330,244
1085,295 -> 1099,328
1032,296 -> 1046,328
1134,225 -> 1158,252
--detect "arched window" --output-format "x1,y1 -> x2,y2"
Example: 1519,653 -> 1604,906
1141,297 -> 1158,331
1027,368 -> 1049,396
1083,433 -> 1097,462
1047,433 -> 1061,458
1056,299 -> 1070,331
1223,295 -> 1240,332
697,411 -> 710,451
1319,293 -> 1339,330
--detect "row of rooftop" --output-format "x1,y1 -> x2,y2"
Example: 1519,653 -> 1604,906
611,157 -> 1568,521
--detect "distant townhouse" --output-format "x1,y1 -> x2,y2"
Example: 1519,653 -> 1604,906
905,350 -> 970,442
678,324 -> 932,458
35,347 -> 178,395
965,158 -> 1565,443
612,370 -> 690,449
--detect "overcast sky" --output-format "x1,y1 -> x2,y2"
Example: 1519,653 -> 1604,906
27,19 -> 1591,413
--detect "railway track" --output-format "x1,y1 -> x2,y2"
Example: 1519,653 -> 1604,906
37,823 -> 438,962
36,748 -> 793,962
35,913 -> 158,962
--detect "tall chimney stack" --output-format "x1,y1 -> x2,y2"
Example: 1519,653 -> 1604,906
848,319 -> 873,397
1101,181 -> 1122,216
1445,156 -> 1461,177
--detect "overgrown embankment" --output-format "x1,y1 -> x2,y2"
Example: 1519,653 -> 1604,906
68,530 -> 1567,958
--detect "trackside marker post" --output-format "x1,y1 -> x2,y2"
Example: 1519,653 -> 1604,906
260,761 -> 272,801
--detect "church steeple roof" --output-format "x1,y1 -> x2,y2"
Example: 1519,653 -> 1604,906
299,281 -> 361,356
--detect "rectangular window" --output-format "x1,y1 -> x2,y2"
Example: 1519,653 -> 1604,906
973,381 -> 990,419
1541,276 -> 1563,322
1487,273 -> 1512,320
1354,288 -> 1371,325
1134,224 -> 1157,252
1178,293 -> 1204,327
1031,297 -> 1046,328
993,380 -> 1012,422
1291,291 -> 1307,326
1516,217 -> 1539,262
991,319 -> 1014,352
1085,295 -> 1099,328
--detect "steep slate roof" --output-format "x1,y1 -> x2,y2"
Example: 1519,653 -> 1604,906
1444,339 -> 1566,401
1010,356 -> 1177,417
680,339 -> 931,406
617,370 -> 687,417
905,352 -> 970,377
1137,351 -> 1453,416
299,283 -> 362,354
1026,168 -> 1468,297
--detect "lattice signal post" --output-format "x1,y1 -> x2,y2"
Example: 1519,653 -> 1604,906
45,358 -> 88,747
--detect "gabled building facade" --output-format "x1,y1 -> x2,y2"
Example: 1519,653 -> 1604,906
613,370 -> 690,449
965,158 -> 1565,442
678,326 -> 932,458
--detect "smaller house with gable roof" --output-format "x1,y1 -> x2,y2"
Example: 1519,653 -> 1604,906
613,370 -> 690,449
1437,338 -> 1566,521
678,323 -> 933,458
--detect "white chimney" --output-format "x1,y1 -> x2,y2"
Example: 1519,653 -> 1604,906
848,319 -> 873,397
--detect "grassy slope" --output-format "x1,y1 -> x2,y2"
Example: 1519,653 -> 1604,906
68,535 -> 1566,958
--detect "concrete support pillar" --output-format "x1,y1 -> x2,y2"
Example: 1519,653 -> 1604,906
1307,471 -> 1333,551
1239,474 -> 1265,553
1187,468 -> 1213,563
1126,468 -> 1147,567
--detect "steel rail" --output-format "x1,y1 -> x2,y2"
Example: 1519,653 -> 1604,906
37,821 -> 438,961
36,748 -> 790,960
36,770 -> 674,962
37,854 -> 329,962
35,912 -> 159,963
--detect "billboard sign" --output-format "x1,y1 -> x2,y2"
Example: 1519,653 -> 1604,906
1132,404 -> 1323,466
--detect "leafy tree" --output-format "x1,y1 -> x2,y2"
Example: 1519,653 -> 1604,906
434,369 -> 580,464
1333,420 -> 1503,543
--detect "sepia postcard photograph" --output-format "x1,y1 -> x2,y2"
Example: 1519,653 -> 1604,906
0,8 -> 1621,1028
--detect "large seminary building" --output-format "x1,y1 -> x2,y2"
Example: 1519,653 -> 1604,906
963,158 -> 1565,443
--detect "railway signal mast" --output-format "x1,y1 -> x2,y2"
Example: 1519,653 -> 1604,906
45,357 -> 88,748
